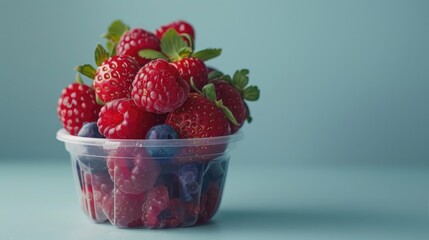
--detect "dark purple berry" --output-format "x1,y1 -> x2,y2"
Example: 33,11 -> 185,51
146,124 -> 179,159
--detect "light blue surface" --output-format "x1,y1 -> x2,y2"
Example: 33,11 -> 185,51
0,158 -> 428,239
0,0 -> 428,164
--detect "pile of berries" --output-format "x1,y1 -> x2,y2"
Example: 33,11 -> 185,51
57,20 -> 259,228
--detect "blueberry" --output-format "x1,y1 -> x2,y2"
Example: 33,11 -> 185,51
76,122 -> 107,173
77,122 -> 104,138
145,124 -> 179,159
178,163 -> 202,202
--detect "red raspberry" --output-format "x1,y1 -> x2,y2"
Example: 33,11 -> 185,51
142,185 -> 170,228
171,57 -> 208,92
97,98 -> 158,139
107,148 -> 160,194
94,55 -> 139,103
102,188 -> 145,228
80,172 -> 113,222
116,28 -> 160,66
57,82 -> 100,135
131,59 -> 190,114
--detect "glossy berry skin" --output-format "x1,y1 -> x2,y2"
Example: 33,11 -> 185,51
155,20 -> 195,43
94,55 -> 139,103
132,59 -> 189,114
212,80 -> 247,133
166,93 -> 231,139
57,83 -> 100,135
116,28 -> 160,66
145,124 -> 180,158
97,98 -> 158,139
77,122 -> 104,138
172,57 -> 208,92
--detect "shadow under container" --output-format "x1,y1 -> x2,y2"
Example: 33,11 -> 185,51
56,129 -> 243,229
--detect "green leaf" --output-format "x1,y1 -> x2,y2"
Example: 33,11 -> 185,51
102,20 -> 129,43
96,94 -> 105,106
208,70 -> 224,80
74,64 -> 96,79
202,83 -> 217,102
75,73 -> 85,85
180,33 -> 194,50
95,44 -> 109,66
109,42 -> 117,57
160,29 -> 188,61
178,47 -> 193,58
192,48 -> 222,61
242,85 -> 260,101
139,49 -> 168,60
219,102 -> 239,126
232,69 -> 249,91
219,74 -> 232,82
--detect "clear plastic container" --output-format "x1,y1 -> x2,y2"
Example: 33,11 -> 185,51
56,129 -> 243,228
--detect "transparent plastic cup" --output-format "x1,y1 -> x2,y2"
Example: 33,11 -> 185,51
56,129 -> 243,228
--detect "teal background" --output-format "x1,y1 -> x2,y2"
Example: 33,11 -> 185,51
0,0 -> 428,164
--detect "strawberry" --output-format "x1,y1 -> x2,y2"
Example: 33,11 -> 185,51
139,29 -> 221,92
209,69 -> 260,133
131,59 -> 190,114
155,20 -> 195,45
97,98 -> 158,139
166,93 -> 231,139
57,75 -> 101,135
116,28 -> 161,66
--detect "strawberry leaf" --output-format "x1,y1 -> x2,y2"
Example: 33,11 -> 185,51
192,48 -> 222,61
178,46 -> 193,58
109,42 -> 117,57
96,94 -> 105,106
95,44 -> 109,66
208,70 -> 224,80
160,29 -> 187,61
202,83 -> 217,102
139,49 -> 168,60
102,20 -> 129,43
242,85 -> 260,101
75,73 -> 85,85
74,64 -> 96,79
218,103 -> 239,126
232,69 -> 249,91
180,33 -> 194,50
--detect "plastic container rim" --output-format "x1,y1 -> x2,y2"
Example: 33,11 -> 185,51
56,128 -> 244,147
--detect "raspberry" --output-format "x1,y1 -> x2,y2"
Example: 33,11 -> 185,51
142,185 -> 170,228
97,98 -> 158,139
107,148 -> 160,194
57,82 -> 100,135
80,172 -> 113,222
102,189 -> 145,228
94,55 -> 139,103
131,59 -> 190,114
